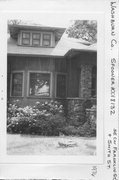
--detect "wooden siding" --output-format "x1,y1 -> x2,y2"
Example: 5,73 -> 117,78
7,56 -> 67,105
54,57 -> 67,72
7,51 -> 96,106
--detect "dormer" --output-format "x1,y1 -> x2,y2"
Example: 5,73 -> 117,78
18,30 -> 55,47
8,23 -> 65,48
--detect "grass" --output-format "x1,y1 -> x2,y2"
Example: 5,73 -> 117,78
7,134 -> 96,155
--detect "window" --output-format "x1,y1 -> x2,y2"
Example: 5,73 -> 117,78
22,32 -> 30,45
91,66 -> 97,97
43,34 -> 51,46
11,72 -> 23,96
32,33 -> 41,46
56,74 -> 66,98
29,72 -> 50,97
21,31 -> 52,47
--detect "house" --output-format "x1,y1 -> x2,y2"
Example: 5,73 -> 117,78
7,22 -> 97,115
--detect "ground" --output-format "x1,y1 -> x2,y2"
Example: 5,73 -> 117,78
7,134 -> 96,155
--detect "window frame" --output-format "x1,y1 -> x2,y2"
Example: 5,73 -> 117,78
20,30 -> 53,47
27,71 -> 53,98
22,32 -> 31,46
10,71 -> 24,97
42,33 -> 51,47
32,32 -> 41,47
55,72 -> 67,98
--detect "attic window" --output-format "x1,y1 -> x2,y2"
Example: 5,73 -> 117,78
32,33 -> 41,46
43,34 -> 51,47
22,32 -> 30,45
20,31 -> 52,47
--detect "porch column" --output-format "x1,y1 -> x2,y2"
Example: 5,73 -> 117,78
80,64 -> 92,98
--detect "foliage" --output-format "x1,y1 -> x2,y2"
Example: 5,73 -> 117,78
8,19 -> 22,25
62,120 -> 96,137
66,20 -> 97,44
7,100 -> 66,136
7,115 -> 66,136
7,100 -> 96,137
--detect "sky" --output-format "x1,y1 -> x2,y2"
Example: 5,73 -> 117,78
0,0 -> 104,28
9,14 -> 72,28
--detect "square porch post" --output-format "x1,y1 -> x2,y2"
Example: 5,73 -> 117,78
80,64 -> 93,98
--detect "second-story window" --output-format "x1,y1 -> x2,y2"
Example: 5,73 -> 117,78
43,34 -> 51,47
21,31 -> 52,47
22,32 -> 30,45
32,33 -> 41,46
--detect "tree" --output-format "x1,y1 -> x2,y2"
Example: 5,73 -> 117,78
66,20 -> 97,44
8,19 -> 22,25
8,20 -> 22,38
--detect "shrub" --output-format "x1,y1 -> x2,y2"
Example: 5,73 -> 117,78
7,114 -> 66,136
62,125 -> 80,136
7,100 -> 96,137
7,100 -> 66,136
45,114 -> 66,136
62,121 -> 96,137
35,100 -> 64,116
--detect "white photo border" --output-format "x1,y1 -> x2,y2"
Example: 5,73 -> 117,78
0,11 -> 104,164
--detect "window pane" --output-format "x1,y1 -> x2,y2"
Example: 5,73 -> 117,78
43,34 -> 51,46
29,73 -> 50,96
22,32 -> 30,45
32,39 -> 40,46
32,33 -> 41,46
12,73 -> 23,96
43,34 -> 51,40
22,32 -> 30,38
32,33 -> 40,39
43,40 -> 50,46
22,39 -> 30,45
56,74 -> 66,98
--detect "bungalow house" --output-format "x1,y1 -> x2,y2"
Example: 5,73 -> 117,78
7,22 -> 97,116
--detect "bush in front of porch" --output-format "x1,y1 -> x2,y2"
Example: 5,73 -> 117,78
7,99 -> 96,137
7,100 -> 66,136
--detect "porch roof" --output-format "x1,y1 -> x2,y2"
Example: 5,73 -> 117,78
51,35 -> 97,56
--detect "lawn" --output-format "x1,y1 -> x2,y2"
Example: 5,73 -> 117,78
7,134 -> 96,155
